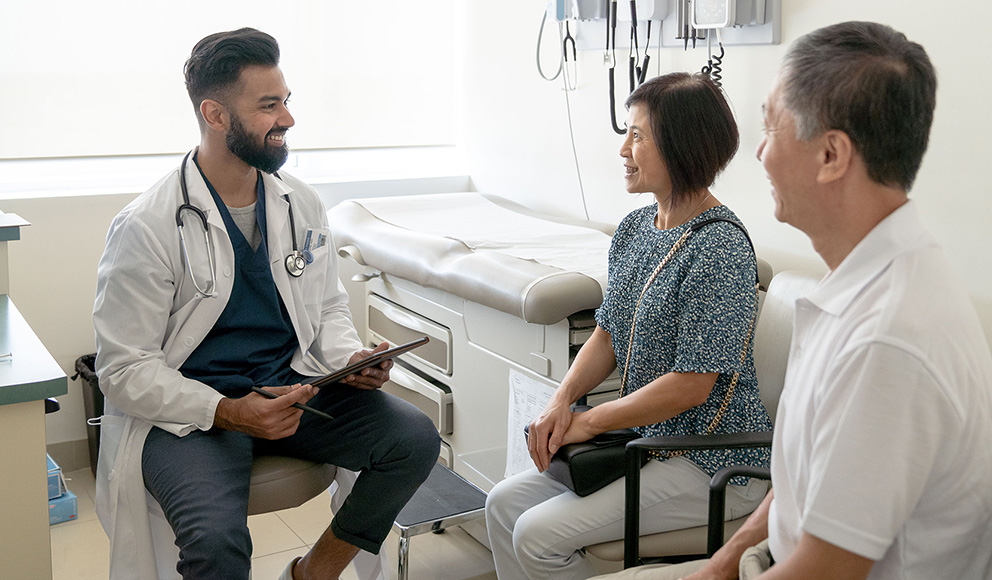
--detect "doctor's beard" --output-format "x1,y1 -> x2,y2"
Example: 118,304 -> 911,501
227,113 -> 290,174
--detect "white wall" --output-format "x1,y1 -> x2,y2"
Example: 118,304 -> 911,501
460,0 -> 992,335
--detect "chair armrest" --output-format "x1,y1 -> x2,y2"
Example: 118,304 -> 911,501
707,465 -> 771,556
623,432 -> 773,569
627,431 -> 773,453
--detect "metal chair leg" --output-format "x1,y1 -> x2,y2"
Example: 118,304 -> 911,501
397,534 -> 411,580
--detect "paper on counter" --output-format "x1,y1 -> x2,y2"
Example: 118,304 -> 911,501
505,369 -> 557,478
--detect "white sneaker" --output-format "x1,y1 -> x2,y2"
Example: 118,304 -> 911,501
278,556 -> 302,580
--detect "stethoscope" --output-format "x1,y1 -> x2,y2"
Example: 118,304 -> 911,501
176,151 -> 307,298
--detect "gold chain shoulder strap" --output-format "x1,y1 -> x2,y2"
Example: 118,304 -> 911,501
617,218 -> 758,458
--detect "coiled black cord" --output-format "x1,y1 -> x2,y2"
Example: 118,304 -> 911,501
701,41 -> 725,87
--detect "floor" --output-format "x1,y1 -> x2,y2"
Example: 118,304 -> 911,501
50,467 -> 500,580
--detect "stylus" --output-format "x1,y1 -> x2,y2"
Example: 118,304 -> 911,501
250,386 -> 335,422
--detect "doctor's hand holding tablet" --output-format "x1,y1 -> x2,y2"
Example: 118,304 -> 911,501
338,341 -> 397,390
318,337 -> 429,390
217,338 -> 429,438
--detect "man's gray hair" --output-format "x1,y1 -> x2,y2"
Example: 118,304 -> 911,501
781,21 -> 937,191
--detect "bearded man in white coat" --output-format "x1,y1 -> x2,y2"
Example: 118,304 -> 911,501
93,28 -> 439,580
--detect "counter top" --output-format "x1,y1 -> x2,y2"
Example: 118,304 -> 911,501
0,212 -> 29,241
0,295 -> 67,405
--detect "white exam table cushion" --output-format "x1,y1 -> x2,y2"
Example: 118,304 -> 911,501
327,193 -> 611,325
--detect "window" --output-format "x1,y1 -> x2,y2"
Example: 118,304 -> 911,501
0,0 -> 460,159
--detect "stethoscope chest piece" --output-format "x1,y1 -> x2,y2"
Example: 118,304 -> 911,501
286,251 -> 307,277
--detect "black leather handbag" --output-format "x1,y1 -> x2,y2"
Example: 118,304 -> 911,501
524,406 -> 648,497
546,427 -> 646,497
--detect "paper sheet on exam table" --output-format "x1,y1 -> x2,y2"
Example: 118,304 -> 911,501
354,194 -> 610,290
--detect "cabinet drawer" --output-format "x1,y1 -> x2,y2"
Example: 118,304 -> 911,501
381,361 -> 453,435
367,294 -> 452,375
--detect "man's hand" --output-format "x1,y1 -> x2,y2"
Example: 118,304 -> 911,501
678,565 -> 737,580
341,342 -> 393,390
214,384 -> 316,439
677,490 -> 777,580
752,533 -> 873,580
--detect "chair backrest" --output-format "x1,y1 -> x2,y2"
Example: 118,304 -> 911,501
752,270 -> 821,422
756,258 -> 774,293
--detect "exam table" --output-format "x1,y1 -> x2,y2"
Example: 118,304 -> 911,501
328,193 -> 619,502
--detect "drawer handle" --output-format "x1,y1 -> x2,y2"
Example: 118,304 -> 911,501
377,300 -> 442,338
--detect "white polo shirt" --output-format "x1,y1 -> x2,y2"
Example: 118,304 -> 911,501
769,201 -> 992,580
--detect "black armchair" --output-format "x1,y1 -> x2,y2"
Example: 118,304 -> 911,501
622,433 -> 773,568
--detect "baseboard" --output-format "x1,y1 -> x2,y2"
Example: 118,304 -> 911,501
47,438 -> 92,473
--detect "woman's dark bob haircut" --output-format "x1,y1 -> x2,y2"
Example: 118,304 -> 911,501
625,72 -> 739,208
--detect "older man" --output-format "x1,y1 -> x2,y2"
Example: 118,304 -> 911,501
590,20 -> 992,580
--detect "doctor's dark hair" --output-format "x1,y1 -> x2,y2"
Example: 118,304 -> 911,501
625,72 -> 739,209
184,28 -> 281,128
781,21 -> 937,191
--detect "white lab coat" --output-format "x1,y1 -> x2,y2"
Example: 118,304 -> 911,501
93,152 -> 378,579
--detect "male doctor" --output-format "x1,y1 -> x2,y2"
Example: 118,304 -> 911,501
589,20 -> 992,580
93,28 -> 439,580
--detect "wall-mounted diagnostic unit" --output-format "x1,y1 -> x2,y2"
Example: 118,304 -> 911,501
690,0 -> 766,29
553,0 -> 608,21
538,0 -> 781,134
549,0 -> 779,48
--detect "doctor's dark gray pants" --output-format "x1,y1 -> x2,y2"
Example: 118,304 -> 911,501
141,383 -> 440,580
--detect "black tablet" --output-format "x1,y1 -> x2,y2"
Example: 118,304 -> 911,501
311,336 -> 429,388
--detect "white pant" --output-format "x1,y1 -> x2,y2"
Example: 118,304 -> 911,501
485,457 -> 767,580
588,539 -> 773,580
589,559 -> 709,580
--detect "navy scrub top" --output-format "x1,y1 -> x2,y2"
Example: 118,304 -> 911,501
179,160 -> 305,396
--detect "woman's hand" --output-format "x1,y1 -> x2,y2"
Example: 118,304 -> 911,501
557,410 -> 600,447
527,401 -> 574,472
526,324 -> 618,472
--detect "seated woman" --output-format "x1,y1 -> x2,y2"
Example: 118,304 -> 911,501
485,72 -> 772,580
